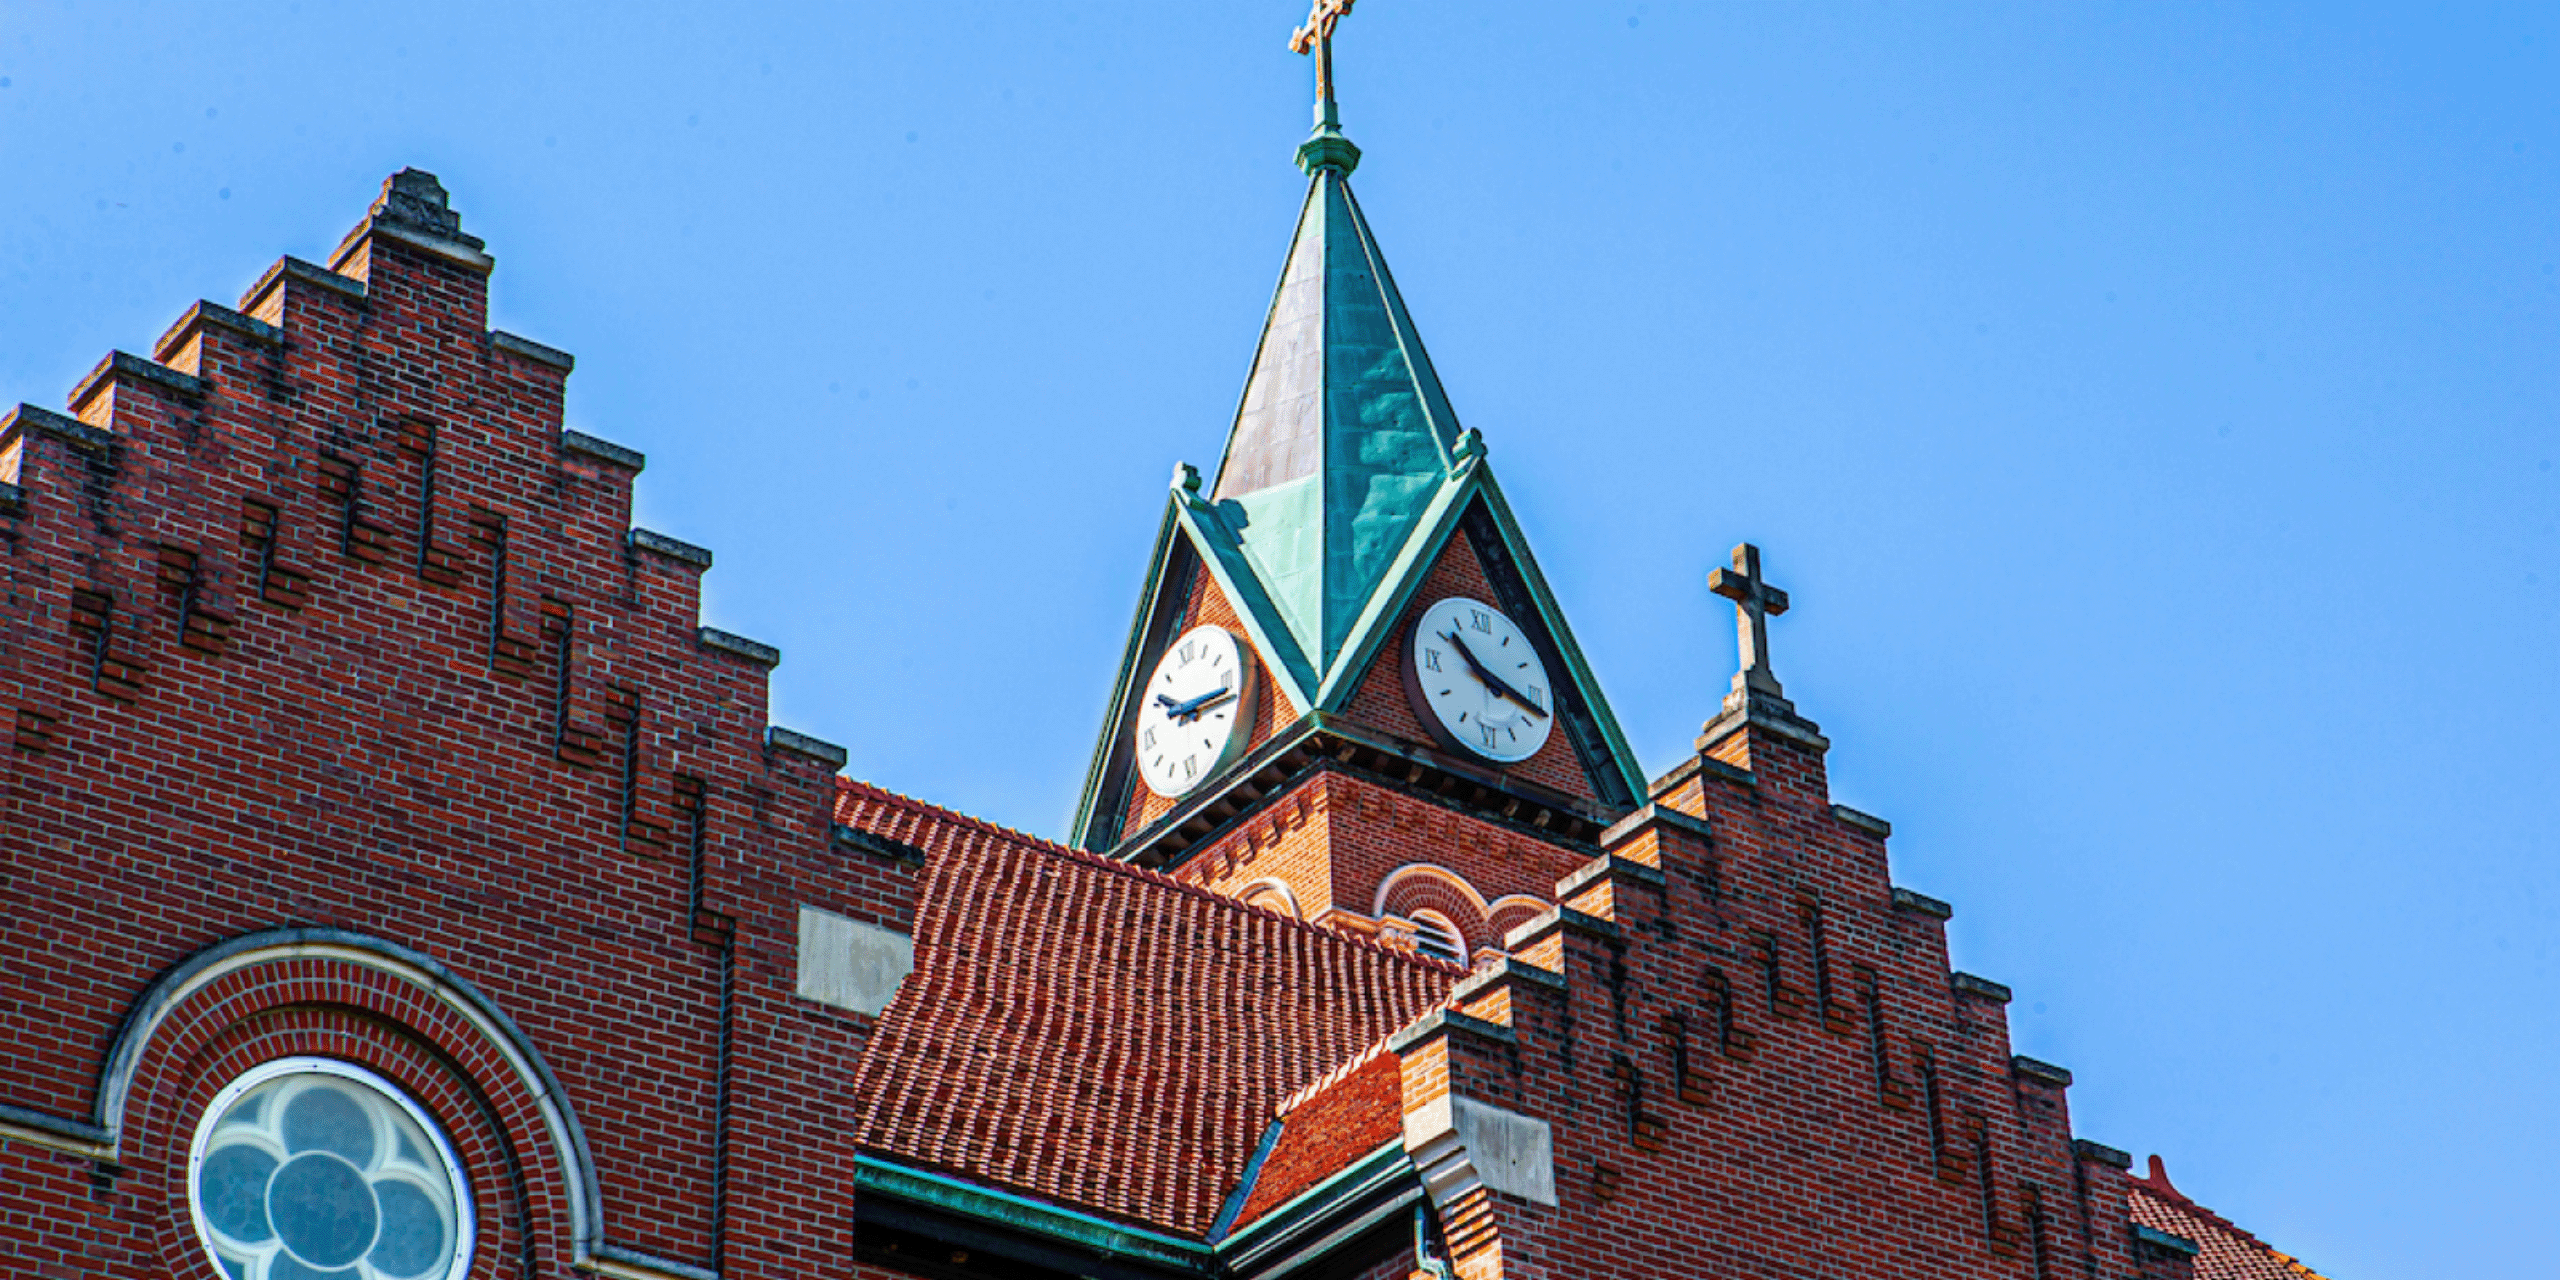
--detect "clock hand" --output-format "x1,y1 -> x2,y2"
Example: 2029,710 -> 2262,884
1161,684 -> 1238,724
1478,665 -> 1549,719
1442,631 -> 1548,718
1438,631 -> 1504,692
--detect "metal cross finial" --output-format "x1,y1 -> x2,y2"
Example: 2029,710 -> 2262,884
1709,543 -> 1790,700
1291,0 -> 1357,127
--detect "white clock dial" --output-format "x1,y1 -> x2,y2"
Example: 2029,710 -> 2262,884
1135,624 -> 1259,799
1404,596 -> 1556,765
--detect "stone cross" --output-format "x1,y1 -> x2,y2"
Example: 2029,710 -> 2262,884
1291,0 -> 1357,122
1709,543 -> 1790,700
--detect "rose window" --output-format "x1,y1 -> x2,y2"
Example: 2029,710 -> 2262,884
188,1059 -> 472,1280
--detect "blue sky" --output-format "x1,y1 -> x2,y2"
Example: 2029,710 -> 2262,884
3,2 -> 2552,1273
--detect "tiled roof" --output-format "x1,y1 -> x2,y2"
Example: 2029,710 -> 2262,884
1229,1043 -> 1406,1233
2128,1157 -> 2329,1280
837,777 -> 1457,1239
1273,1033 -> 1399,1118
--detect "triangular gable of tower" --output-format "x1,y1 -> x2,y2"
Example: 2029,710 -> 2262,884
1115,550 -> 1296,841
1322,463 -> 1645,809
1072,486 -> 1317,851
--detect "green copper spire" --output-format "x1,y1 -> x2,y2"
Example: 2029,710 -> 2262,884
1208,161 -> 1463,676
1203,2 -> 1464,677
1070,6 -> 1651,849
1068,13 -> 1654,849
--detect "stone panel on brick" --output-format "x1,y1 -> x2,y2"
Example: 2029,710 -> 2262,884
796,906 -> 915,1017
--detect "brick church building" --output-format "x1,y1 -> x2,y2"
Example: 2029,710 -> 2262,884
2,33 -> 2322,1280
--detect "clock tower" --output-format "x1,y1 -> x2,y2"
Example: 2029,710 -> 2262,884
1072,27 -> 1646,963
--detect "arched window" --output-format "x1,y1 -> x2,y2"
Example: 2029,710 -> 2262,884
1484,896 -> 1549,951
1411,911 -> 1468,967
189,1057 -> 473,1280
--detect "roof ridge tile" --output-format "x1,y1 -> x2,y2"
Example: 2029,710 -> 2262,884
834,775 -> 1468,976
1275,984 -> 1474,1119
2128,1175 -> 2330,1280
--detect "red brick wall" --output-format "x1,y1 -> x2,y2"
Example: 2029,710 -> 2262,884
0,181 -> 910,1280
1232,1050 -> 1403,1230
1389,723 -> 2149,1280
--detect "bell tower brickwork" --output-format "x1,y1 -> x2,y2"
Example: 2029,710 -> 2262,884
1172,769 -> 1590,957
1156,514 -> 1627,960
0,171 -> 912,1280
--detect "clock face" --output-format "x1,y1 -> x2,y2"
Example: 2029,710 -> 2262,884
1135,624 -> 1259,799
1404,596 -> 1556,765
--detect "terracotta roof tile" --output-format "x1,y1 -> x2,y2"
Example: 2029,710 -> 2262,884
2128,1157 -> 2330,1280
837,778 -> 1457,1239
1274,1033 -> 1401,1119
1230,1046 -> 1406,1232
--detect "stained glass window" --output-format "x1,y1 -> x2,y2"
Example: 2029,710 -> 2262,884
188,1059 -> 472,1280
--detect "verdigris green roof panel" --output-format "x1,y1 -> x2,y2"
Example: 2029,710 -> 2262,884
1223,475 -> 1325,666
1355,188 -> 1463,461
1210,168 -> 1464,675
1216,184 -> 1328,501
1321,176 -> 1453,662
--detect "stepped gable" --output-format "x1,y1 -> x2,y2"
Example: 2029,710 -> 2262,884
2129,1158 -> 2330,1279
0,169 -> 887,1277
1378,719 -> 2148,1277
836,777 -> 1459,1239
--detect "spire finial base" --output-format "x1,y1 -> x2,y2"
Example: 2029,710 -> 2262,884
1296,122 -> 1362,176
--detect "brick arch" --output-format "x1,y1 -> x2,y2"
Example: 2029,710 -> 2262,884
1235,877 -> 1305,920
139,1006 -> 530,1279
1484,894 -> 1550,950
82,927 -> 651,1279
1373,863 -> 1491,955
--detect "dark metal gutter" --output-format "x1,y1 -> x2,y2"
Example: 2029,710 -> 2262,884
853,1145 -> 1423,1279
1216,1141 -> 1416,1277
